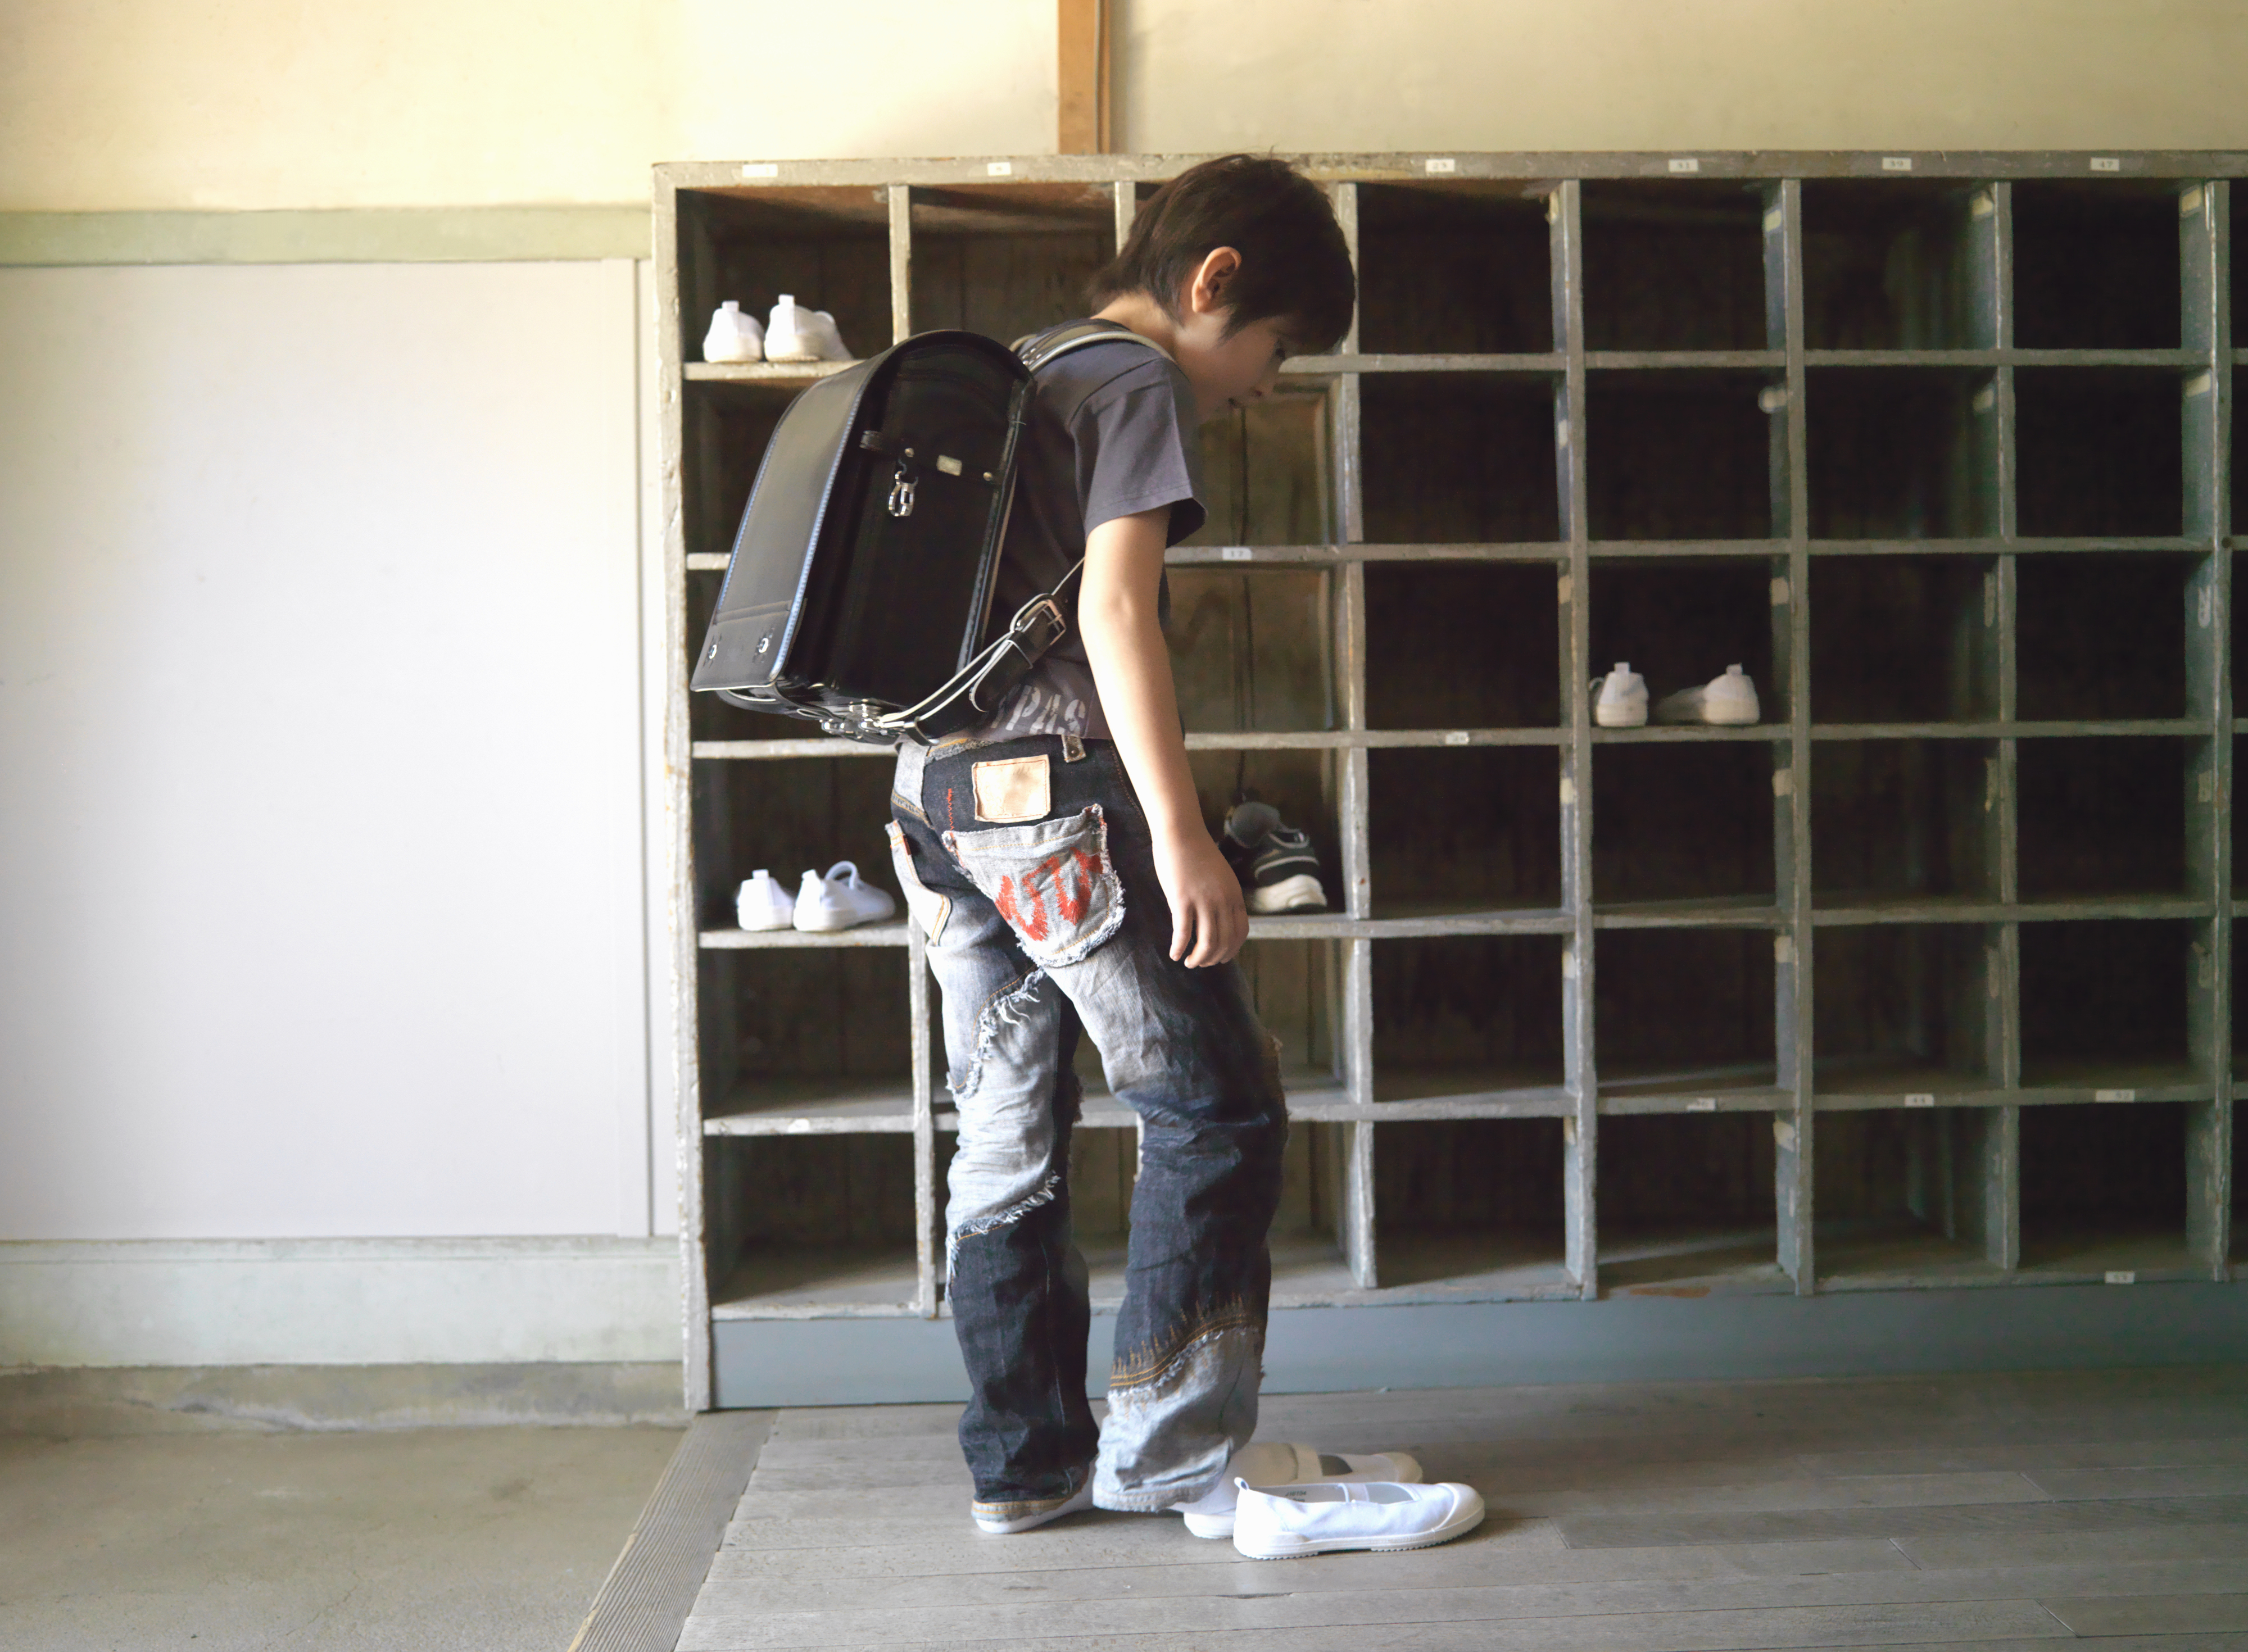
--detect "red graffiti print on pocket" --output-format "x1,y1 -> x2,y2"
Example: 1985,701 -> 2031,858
994,848 -> 1101,946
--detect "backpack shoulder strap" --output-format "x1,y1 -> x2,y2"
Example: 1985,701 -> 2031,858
1013,318 -> 1175,374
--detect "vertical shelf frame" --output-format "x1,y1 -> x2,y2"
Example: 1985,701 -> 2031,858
2183,178 -> 2233,1278
1552,180 -> 1598,1299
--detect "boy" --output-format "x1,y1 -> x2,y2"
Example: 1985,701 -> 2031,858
885,156 -> 1389,1535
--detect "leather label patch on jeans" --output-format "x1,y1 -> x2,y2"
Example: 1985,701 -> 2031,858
972,755 -> 1051,823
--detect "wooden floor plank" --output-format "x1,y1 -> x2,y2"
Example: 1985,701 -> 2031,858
1898,1522 -> 2248,1571
2023,1464 -> 2248,1500
1797,1435 -> 2248,1478
1559,1492 -> 2248,1550
2041,1590 -> 2248,1635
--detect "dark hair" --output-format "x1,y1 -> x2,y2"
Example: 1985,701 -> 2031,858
1087,155 -> 1356,352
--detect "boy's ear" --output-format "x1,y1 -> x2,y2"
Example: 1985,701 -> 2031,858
1187,247 -> 1244,318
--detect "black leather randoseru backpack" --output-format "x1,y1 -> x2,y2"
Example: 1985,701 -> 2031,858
690,320 -> 1162,745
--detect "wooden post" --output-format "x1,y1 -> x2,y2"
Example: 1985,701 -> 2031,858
1058,0 -> 1109,155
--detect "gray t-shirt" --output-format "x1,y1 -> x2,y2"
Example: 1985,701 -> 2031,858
978,332 -> 1207,741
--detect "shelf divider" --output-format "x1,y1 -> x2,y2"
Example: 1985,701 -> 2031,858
888,183 -> 913,344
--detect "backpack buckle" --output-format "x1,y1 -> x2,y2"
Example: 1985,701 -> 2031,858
886,461 -> 918,518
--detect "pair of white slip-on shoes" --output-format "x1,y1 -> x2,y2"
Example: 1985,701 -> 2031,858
736,862 -> 896,933
1168,1441 -> 1423,1538
1593,662 -> 1762,727
701,294 -> 854,364
1231,1477 -> 1486,1559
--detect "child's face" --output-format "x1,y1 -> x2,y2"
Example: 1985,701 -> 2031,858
1172,248 -> 1297,423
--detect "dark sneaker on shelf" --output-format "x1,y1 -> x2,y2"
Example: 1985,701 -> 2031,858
1222,802 -> 1328,914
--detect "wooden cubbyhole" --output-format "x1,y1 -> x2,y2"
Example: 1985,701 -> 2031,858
1809,557 -> 1999,724
2012,181 -> 2183,351
1812,742 -> 1996,913
1814,1108 -> 2013,1288
1594,929 -> 1780,1106
694,755 -> 897,934
1587,558 -> 1782,719
1366,565 -> 1560,729
2016,553 -> 2192,721
908,181 -> 1115,348
1181,382 -> 1335,550
1168,568 -> 1335,733
1370,748 -> 1561,922
1805,369 -> 1995,539
1814,925 -> 1998,1102
1580,181 -> 1770,352
2015,370 -> 2185,538
1597,1112 -> 1785,1294
2019,919 -> 2195,1096
1356,181 -> 1553,354
1371,936 -> 1566,1106
706,1133 -> 921,1316
2020,1100 -> 2194,1279
677,186 -> 891,366
1373,1120 -> 1572,1297
1594,743 -> 1777,914
1361,374 -> 1560,543
2016,738 -> 2188,902
1800,180 -> 1991,351
1585,373 -> 1778,541
699,946 -> 918,1129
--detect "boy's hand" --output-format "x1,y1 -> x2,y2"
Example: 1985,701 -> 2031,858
1153,827 -> 1249,968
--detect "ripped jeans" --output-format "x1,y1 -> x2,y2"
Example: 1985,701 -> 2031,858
886,733 -> 1288,1516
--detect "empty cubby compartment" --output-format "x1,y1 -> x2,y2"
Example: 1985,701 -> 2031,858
2015,738 -> 2188,900
1596,1112 -> 1781,1290
1580,181 -> 1771,352
2011,181 -> 2183,350
1365,564 -> 1561,729
1808,557 -> 2000,723
1594,929 -> 1778,1093
2014,553 -> 2191,720
2018,920 -> 2192,1090
1369,748 -> 1562,919
1361,374 -> 1560,543
1180,389 -> 1335,548
1373,1119 -> 1569,1292
684,379 -> 798,559
695,755 -> 898,929
1805,369 -> 1995,538
1593,743 -> 1776,909
681,187 -> 892,364
1167,568 -> 1334,733
1812,1106 -> 2010,1283
705,1132 -> 922,1311
1800,180 -> 1991,351
1811,742 -> 1996,908
1584,373 -> 1777,541
2020,1100 -> 2189,1273
1812,926 -> 1998,1096
1356,181 -> 1554,354
1184,748 -> 1339,902
1587,558 -> 1780,712
2014,370 -> 2184,538
700,947 -> 917,1101
908,181 -> 1115,345
1238,937 -> 1339,1082
1371,936 -> 1566,1102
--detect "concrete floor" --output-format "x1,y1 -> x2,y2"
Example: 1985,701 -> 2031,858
0,1423 -> 682,1651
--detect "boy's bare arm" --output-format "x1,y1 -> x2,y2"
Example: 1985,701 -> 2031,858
1077,506 -> 1249,968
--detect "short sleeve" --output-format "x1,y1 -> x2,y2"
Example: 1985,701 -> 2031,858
1070,360 -> 1207,547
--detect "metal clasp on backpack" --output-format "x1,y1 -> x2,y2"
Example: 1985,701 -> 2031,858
887,460 -> 917,518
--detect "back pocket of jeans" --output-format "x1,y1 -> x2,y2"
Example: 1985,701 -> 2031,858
944,805 -> 1122,968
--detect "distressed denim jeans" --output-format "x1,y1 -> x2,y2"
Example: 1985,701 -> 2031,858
886,733 -> 1288,1519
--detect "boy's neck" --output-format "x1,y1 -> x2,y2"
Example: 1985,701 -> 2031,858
1091,293 -> 1183,356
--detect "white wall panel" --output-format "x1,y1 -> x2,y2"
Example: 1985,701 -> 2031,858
0,261 -> 648,1240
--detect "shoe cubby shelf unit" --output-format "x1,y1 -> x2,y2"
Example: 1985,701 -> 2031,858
658,153 -> 2248,1409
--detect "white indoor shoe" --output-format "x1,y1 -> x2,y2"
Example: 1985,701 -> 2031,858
764,294 -> 853,363
1171,1442 -> 1425,1538
1231,1477 -> 1486,1559
735,868 -> 795,931
702,299 -> 764,364
1592,661 -> 1649,727
791,861 -> 896,932
1654,663 -> 1761,726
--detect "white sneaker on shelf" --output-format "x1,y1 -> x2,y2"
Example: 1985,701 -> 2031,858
791,861 -> 896,932
1231,1478 -> 1486,1559
1654,664 -> 1761,726
702,300 -> 764,364
764,294 -> 852,363
1592,662 -> 1648,727
1170,1442 -> 1425,1538
735,869 -> 795,931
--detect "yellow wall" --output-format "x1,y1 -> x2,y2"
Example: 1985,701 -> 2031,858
6,0 -> 2244,213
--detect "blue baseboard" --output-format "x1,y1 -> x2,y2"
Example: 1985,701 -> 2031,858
711,1281 -> 2248,1409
